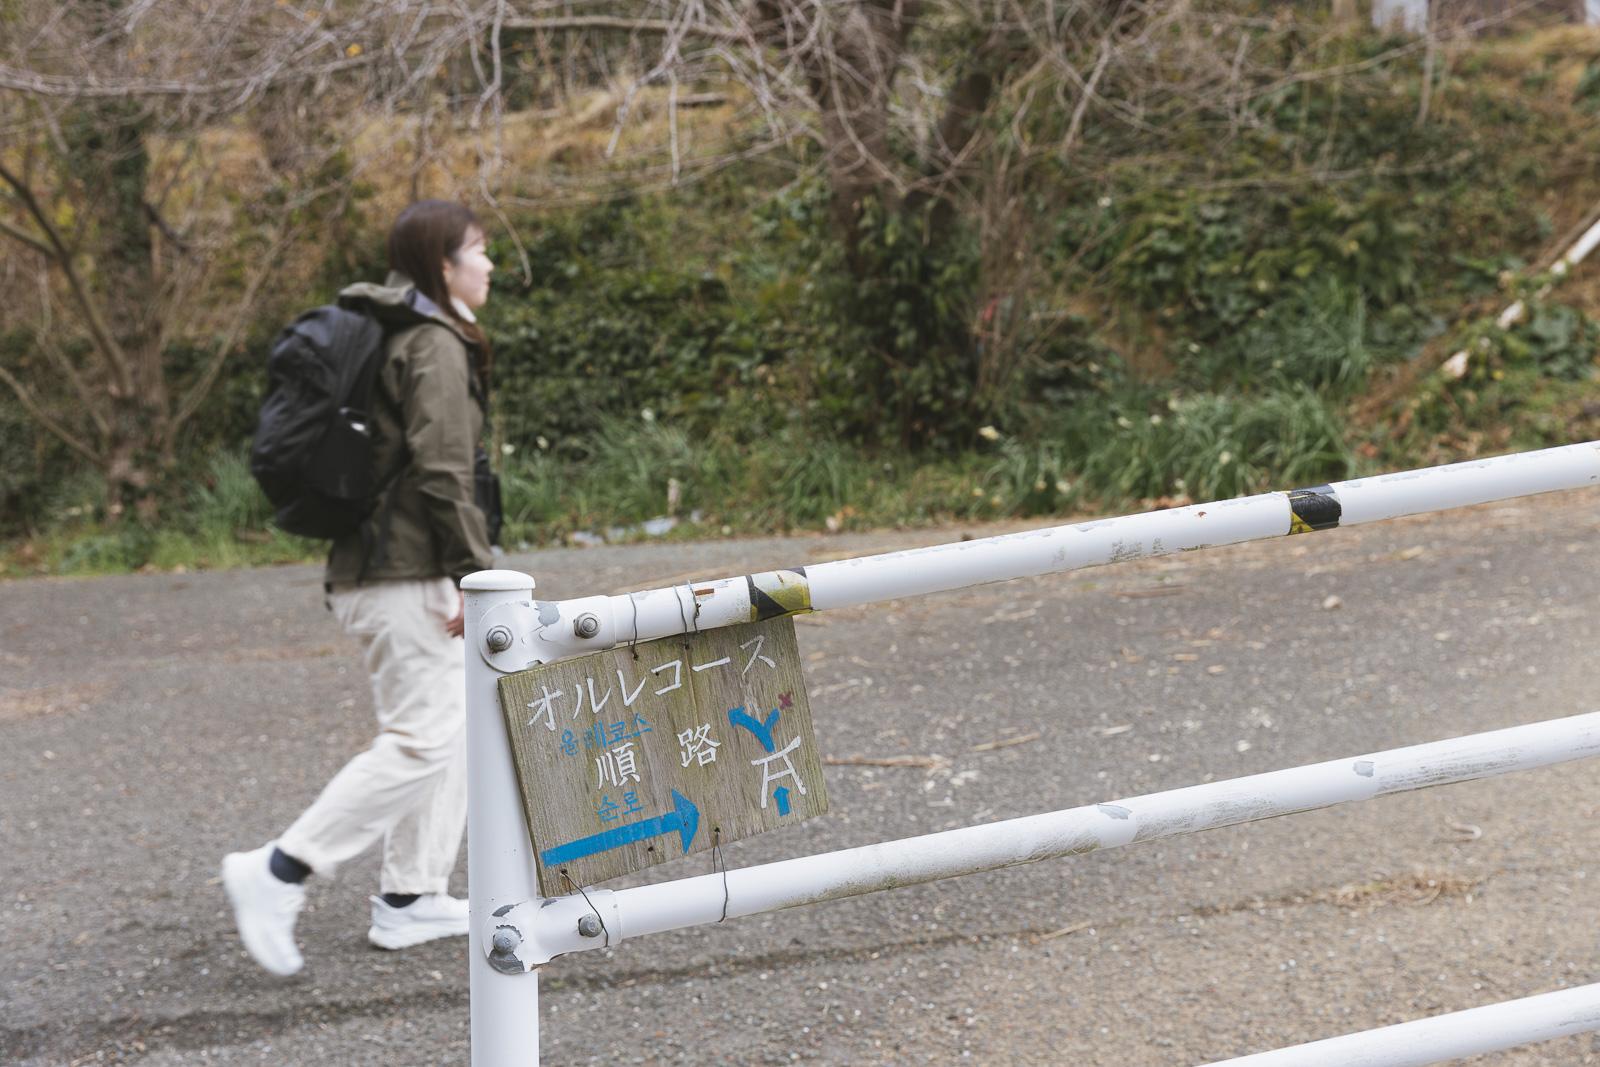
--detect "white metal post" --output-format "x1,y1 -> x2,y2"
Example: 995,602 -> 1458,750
463,570 -> 542,1067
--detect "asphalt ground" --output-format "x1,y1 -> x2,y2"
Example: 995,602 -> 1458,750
4,487 -> 1600,1066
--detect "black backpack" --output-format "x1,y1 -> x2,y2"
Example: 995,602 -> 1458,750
249,305 -> 392,539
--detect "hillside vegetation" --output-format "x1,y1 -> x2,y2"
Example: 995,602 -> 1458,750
4,22 -> 1600,577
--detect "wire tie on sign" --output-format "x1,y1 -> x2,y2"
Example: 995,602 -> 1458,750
626,592 -> 641,660
684,582 -> 704,635
677,581 -> 699,651
674,583 -> 690,640
712,826 -> 730,923
561,869 -> 611,949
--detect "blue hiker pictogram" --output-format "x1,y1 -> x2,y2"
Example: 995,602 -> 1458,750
728,705 -> 780,752
728,704 -> 807,815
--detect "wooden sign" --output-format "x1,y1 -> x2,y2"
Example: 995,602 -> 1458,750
497,617 -> 827,895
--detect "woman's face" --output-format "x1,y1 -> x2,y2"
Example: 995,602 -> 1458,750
443,227 -> 493,310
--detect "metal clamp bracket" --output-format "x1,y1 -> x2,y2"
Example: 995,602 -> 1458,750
528,594 -> 617,663
483,890 -> 623,973
476,599 -> 540,674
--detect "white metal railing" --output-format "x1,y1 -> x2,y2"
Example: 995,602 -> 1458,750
482,440 -> 1600,672
484,711 -> 1600,967
461,440 -> 1600,1066
1204,981 -> 1600,1066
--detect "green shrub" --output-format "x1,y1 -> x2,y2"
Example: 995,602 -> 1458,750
484,194 -> 783,459
1088,188 -> 1420,344
56,524 -> 157,574
1446,298 -> 1600,388
1189,279 -> 1417,397
11,23 -> 1600,572
1576,60 -> 1600,113
1393,297 -> 1600,456
0,330 -> 83,537
780,188 -> 983,450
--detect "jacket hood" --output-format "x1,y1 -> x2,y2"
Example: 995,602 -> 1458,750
337,271 -> 476,345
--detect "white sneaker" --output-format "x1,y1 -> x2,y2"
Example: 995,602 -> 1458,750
367,893 -> 470,950
222,843 -> 306,976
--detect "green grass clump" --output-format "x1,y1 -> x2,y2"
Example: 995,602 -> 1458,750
487,386 -> 1356,552
496,420 -> 995,546
4,380 -> 1367,578
1035,384 -> 1354,505
2,453 -> 319,577
1191,281 -> 1396,396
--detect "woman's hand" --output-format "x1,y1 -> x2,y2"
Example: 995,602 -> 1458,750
445,590 -> 465,638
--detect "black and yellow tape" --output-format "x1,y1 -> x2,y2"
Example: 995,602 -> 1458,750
747,567 -> 813,621
1286,485 -> 1342,535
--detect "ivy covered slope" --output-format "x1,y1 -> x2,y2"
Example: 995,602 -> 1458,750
4,23 -> 1600,576
479,25 -> 1600,544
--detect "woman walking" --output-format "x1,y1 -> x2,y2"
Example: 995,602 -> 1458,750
224,200 -> 497,976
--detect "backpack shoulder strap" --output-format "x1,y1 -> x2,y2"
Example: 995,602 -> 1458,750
354,327 -> 414,584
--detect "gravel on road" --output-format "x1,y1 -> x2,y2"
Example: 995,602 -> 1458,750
4,489 -> 1600,1066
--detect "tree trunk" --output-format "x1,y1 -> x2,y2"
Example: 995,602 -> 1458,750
64,93 -> 164,520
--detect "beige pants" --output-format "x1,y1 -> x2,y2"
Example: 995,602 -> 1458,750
278,577 -> 466,896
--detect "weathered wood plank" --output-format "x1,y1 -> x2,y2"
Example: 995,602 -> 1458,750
497,617 -> 826,895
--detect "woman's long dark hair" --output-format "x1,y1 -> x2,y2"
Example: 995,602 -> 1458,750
386,199 -> 492,394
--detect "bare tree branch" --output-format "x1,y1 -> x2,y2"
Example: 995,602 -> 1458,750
37,332 -> 109,442
168,221 -> 297,438
0,363 -> 103,467
0,213 -> 55,259
143,199 -> 194,255
33,278 -> 111,442
0,53 -> 377,100
500,15 -> 744,43
1062,27 -> 1115,157
0,162 -> 135,397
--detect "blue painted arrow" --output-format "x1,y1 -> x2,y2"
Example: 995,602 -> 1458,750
773,786 -> 792,816
541,790 -> 700,868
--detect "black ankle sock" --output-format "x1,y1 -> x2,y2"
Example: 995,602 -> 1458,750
269,847 -> 311,885
381,892 -> 420,909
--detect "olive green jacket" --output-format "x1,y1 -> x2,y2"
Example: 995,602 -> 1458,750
324,274 -> 495,588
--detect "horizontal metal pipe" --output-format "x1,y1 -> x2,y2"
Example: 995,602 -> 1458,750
519,441 -> 1600,665
1201,981 -> 1600,1067
521,711 -> 1600,964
